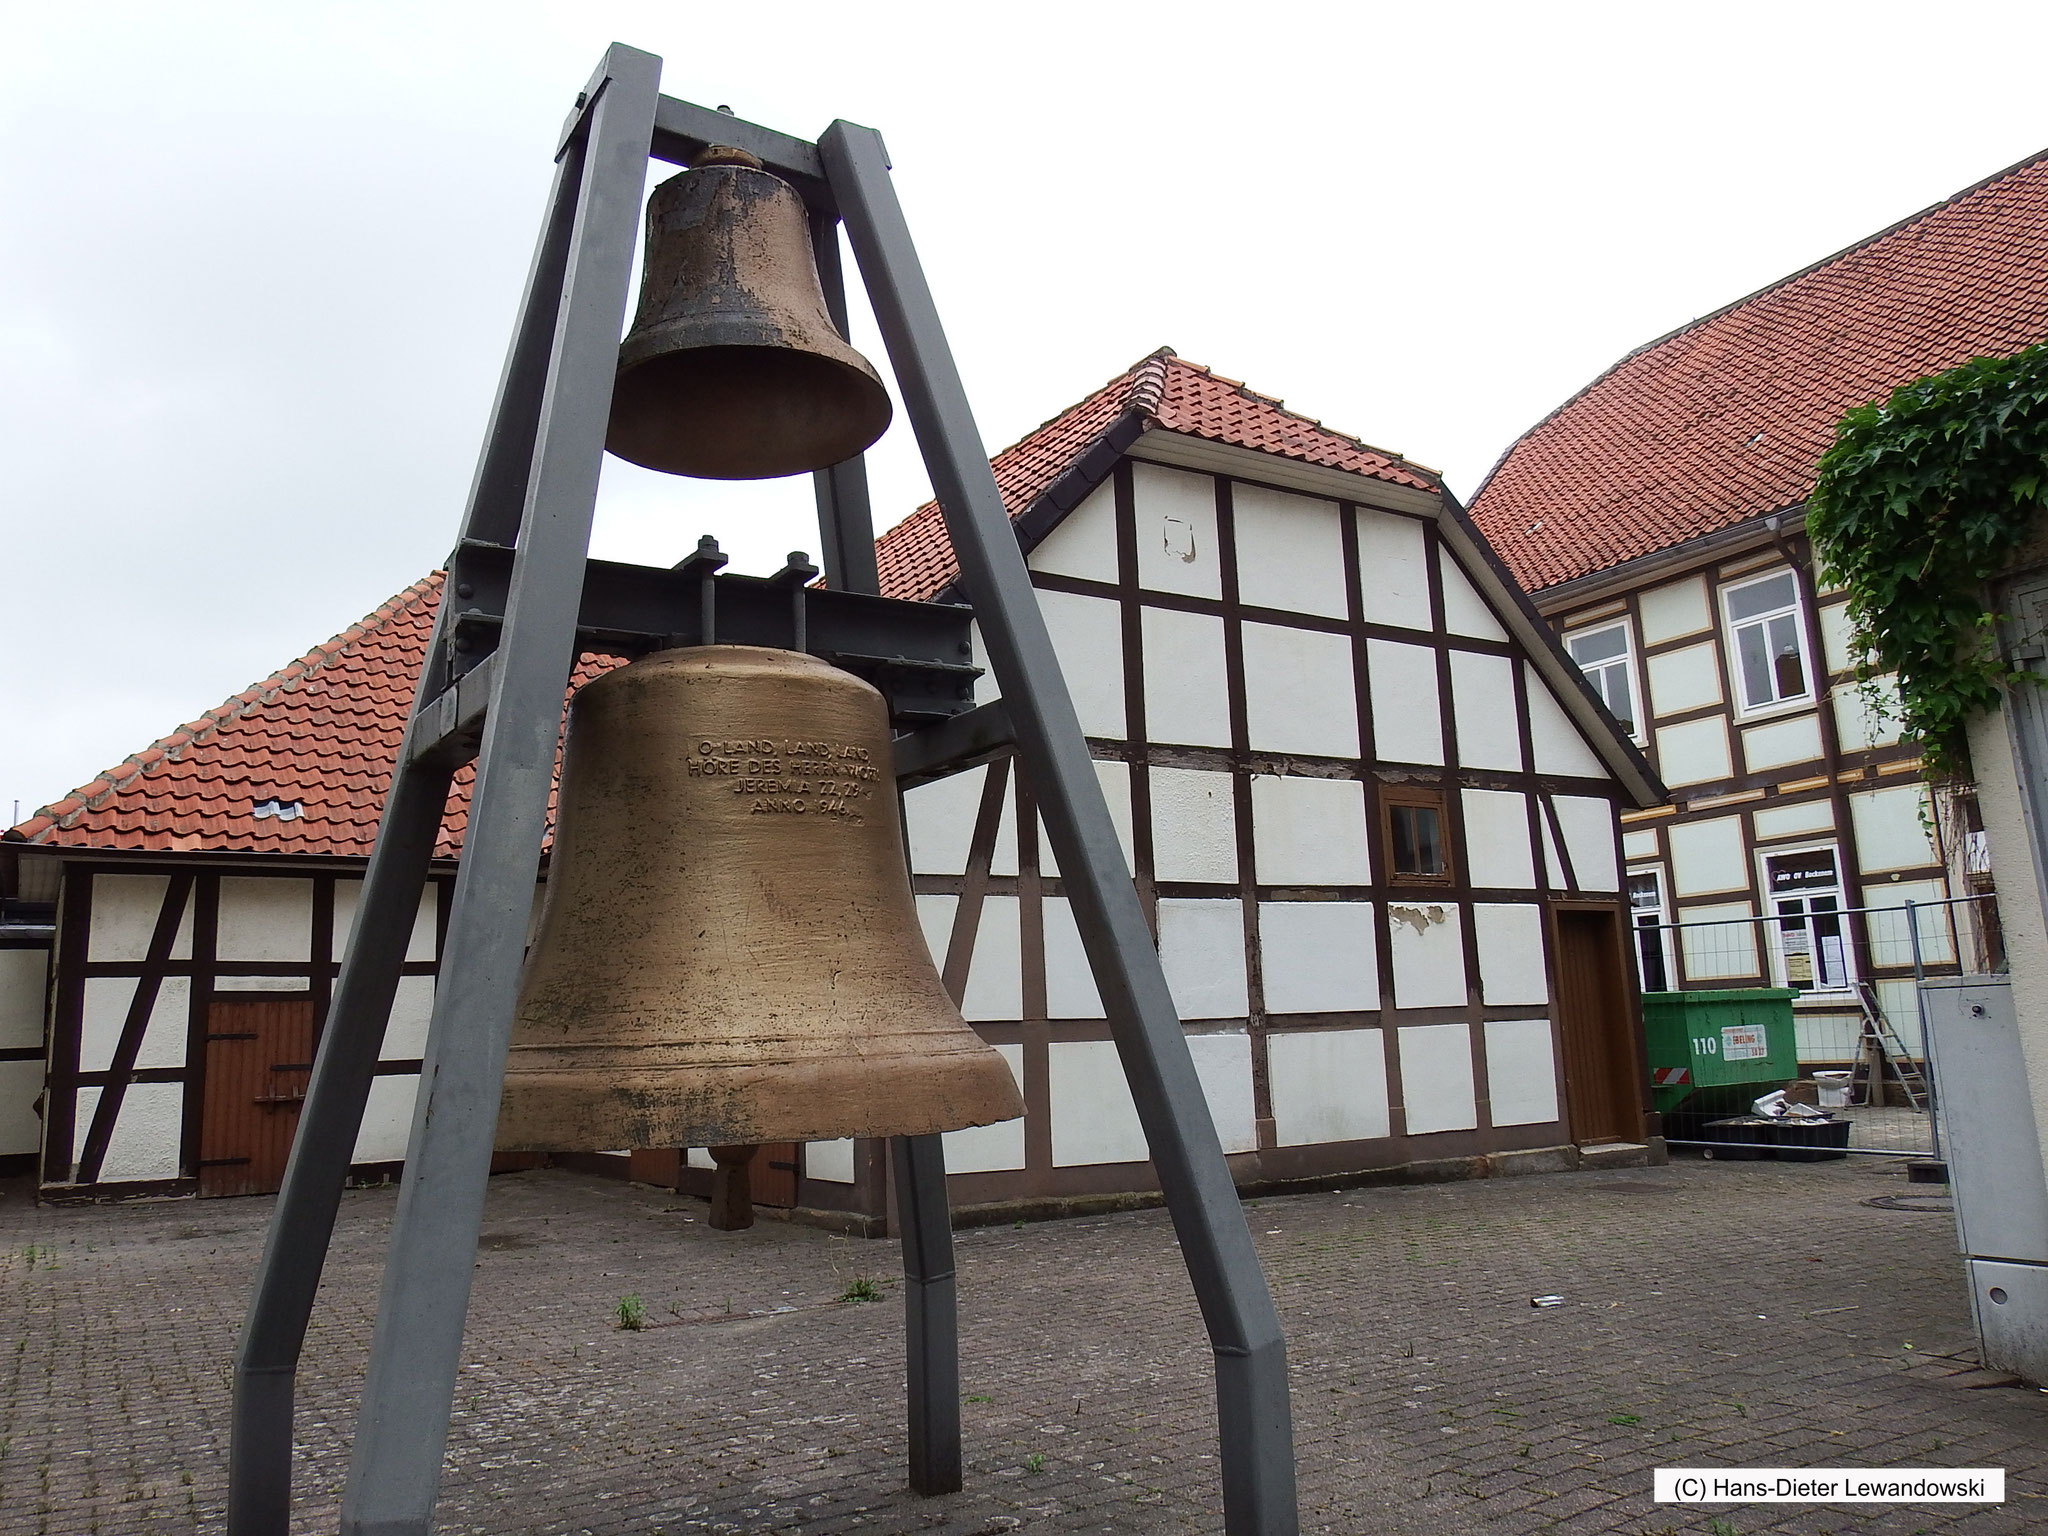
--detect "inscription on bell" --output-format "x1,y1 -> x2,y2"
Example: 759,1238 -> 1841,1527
688,735 -> 879,823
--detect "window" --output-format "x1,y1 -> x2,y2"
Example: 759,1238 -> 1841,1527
1764,846 -> 1852,993
1628,868 -> 1674,992
1380,786 -> 1452,885
1723,571 -> 1811,713
1565,620 -> 1639,737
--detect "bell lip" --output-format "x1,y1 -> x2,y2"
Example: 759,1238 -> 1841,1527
493,1058 -> 1026,1153
605,341 -> 894,480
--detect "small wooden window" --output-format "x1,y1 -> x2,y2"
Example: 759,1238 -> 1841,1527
1380,786 -> 1452,885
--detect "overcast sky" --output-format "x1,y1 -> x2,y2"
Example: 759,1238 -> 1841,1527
4,1 -> 2045,823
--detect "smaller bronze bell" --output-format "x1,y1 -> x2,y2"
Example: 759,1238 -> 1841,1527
607,146 -> 893,480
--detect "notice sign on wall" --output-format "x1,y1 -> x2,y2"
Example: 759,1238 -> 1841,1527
1721,1025 -> 1768,1062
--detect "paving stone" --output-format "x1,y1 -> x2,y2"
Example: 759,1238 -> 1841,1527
0,1157 -> 2043,1532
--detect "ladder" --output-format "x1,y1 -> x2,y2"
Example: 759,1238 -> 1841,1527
1853,981 -> 1928,1110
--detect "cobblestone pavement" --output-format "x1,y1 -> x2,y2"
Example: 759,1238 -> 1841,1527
1,1155 -> 2042,1535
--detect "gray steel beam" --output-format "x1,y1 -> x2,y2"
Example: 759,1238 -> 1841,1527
228,760 -> 451,1535
337,44 -> 664,1536
809,207 -> 881,595
892,700 -> 1014,789
820,120 -> 1298,1535
224,56 -> 608,1534
893,1133 -> 962,1494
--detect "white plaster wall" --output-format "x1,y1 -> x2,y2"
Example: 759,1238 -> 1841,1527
334,882 -> 438,963
1259,901 -> 1379,1013
806,1139 -> 857,1183
1439,560 -> 1508,641
1157,899 -> 1248,1019
1818,599 -> 1857,674
1141,606 -> 1232,748
1449,650 -> 1522,771
915,894 -> 956,969
1668,816 -> 1748,895
1524,666 -> 1606,777
1050,1039 -> 1147,1165
1249,776 -> 1369,885
72,1082 -> 183,1180
1484,1019 -> 1560,1126
1676,902 -> 1760,980
1039,759 -> 1136,878
1042,896 -> 1105,1018
1388,903 -> 1467,1009
1461,790 -> 1535,890
1132,462 -> 1222,600
904,765 -> 987,876
970,622 -> 999,707
1398,1023 -> 1478,1133
1027,481 -> 1118,583
79,976 -> 188,1072
1794,1012 -> 1862,1062
215,975 -> 312,994
1850,783 -> 1937,871
941,1043 -> 1027,1173
1036,589 -> 1126,739
217,877 -> 313,963
1834,675 -> 1904,751
1654,716 -> 1734,786
1964,699 -> 2048,1173
0,1059 -> 41,1156
1473,904 -> 1548,1006
1637,575 -> 1712,645
1232,484 -> 1348,619
1539,815 -> 1568,891
1874,879 -> 1956,966
380,976 -> 437,1060
1242,623 -> 1358,757
1554,796 -> 1621,891
1622,829 -> 1659,860
961,896 -> 1022,1022
1646,643 -> 1722,716
1150,767 -> 1239,884
1268,1028 -> 1389,1145
1355,510 -> 1432,629
1741,712 -> 1823,773
352,1073 -> 420,1164
1189,1031 -> 1259,1153
87,874 -> 194,962
0,948 -> 49,1050
1753,799 -> 1835,841
1366,640 -> 1444,765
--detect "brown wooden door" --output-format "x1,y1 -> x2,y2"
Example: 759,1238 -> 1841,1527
754,1142 -> 800,1207
199,997 -> 316,1197
1553,908 -> 1643,1145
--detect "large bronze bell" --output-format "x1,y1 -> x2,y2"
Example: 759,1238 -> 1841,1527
495,645 -> 1025,1151
606,146 -> 893,480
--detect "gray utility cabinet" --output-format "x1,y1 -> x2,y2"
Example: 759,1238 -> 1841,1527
1920,976 -> 2048,1383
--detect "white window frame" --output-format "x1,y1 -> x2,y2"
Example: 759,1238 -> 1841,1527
1721,569 -> 1814,720
1627,865 -> 1676,993
1758,841 -> 1855,997
1563,617 -> 1643,743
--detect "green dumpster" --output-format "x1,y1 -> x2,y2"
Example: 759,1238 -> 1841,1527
1641,988 -> 1799,1120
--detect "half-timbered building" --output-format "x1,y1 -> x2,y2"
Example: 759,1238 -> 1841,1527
1468,149 -> 2048,1073
3,350 -> 1664,1223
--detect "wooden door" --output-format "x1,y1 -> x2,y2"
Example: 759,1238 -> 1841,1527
1552,908 -> 1643,1145
199,997 -> 316,1197
754,1142 -> 799,1208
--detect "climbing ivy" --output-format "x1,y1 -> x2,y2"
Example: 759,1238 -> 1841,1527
1807,342 -> 2048,778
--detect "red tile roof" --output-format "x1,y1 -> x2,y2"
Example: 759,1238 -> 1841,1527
876,348 -> 1436,601
1470,149 -> 2048,593
10,349 -> 1434,858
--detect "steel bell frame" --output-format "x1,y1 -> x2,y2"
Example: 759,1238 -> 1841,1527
225,43 -> 1298,1536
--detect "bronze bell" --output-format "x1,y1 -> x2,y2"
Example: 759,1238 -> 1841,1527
495,645 -> 1025,1151
605,146 -> 893,480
